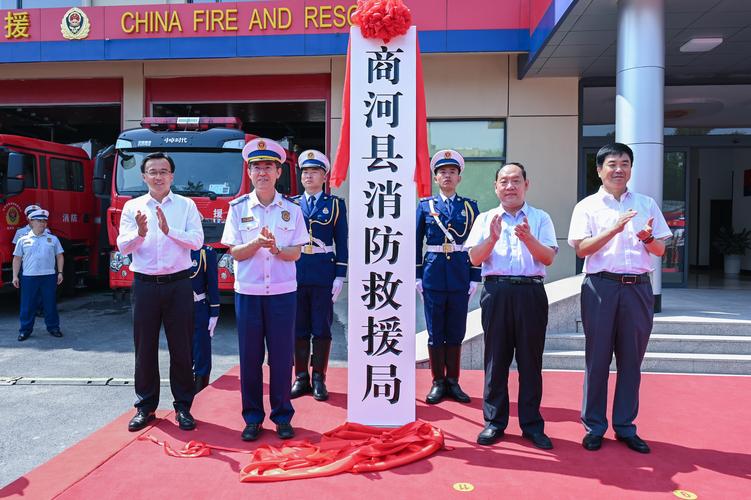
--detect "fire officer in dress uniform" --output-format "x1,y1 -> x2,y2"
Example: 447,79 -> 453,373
221,138 -> 308,442
290,150 -> 348,402
416,150 -> 481,405
190,244 -> 220,393
11,209 -> 64,341
568,143 -> 671,454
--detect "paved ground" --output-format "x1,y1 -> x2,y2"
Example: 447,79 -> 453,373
0,286 -> 351,488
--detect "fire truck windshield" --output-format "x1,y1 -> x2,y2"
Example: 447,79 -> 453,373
115,150 -> 243,198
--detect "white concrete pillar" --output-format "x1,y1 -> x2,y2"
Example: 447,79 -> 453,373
615,0 -> 665,308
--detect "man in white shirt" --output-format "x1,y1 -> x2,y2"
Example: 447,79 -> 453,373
221,138 -> 308,442
117,152 -> 204,433
465,163 -> 558,450
568,142 -> 671,454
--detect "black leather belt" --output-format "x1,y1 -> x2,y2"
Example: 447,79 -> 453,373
134,269 -> 191,284
484,275 -> 544,285
589,271 -> 650,284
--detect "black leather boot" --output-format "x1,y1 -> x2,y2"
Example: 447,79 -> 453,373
311,337 -> 332,401
194,374 -> 210,394
445,345 -> 471,403
425,345 -> 447,404
290,338 -> 312,399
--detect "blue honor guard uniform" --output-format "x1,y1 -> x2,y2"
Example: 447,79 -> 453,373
190,245 -> 220,393
416,150 -> 481,404
290,149 -> 348,402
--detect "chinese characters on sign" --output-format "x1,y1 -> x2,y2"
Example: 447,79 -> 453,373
4,11 -> 29,39
347,26 -> 417,426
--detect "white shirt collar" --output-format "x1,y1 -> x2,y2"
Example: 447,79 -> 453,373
147,190 -> 173,205
249,190 -> 283,208
597,186 -> 631,202
498,202 -> 528,218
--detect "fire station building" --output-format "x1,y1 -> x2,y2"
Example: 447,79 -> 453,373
2,0 -> 751,287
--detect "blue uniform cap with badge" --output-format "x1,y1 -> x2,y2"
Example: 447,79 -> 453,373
24,204 -> 42,217
430,149 -> 465,175
242,137 -> 287,165
27,209 -> 49,221
297,149 -> 331,175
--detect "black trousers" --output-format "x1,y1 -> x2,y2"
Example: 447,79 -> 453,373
480,281 -> 548,434
132,276 -> 195,412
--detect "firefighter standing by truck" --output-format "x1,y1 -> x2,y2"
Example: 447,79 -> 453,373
12,209 -> 64,341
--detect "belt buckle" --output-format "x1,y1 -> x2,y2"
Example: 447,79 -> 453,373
509,277 -> 523,285
302,244 -> 315,255
621,274 -> 637,284
155,274 -> 169,284
442,243 -> 454,254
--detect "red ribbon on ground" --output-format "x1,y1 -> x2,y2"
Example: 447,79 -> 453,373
140,420 -> 445,482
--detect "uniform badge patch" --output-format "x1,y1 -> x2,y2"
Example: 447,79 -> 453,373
322,207 -> 329,215
241,216 -> 254,223
461,210 -> 466,217
281,210 -> 291,222
192,260 -> 198,267
47,238 -> 52,242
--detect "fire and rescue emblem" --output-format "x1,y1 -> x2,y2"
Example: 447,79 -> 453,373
61,8 -> 90,40
258,140 -> 266,150
307,152 -> 315,159
281,210 -> 290,222
444,151 -> 452,159
322,207 -> 329,215
5,205 -> 20,226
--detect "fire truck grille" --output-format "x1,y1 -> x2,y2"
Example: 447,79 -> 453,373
202,221 -> 225,244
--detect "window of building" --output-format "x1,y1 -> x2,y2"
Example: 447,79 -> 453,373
427,119 -> 505,212
50,158 -> 84,192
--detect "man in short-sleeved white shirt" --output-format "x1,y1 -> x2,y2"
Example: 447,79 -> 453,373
568,142 -> 671,454
12,209 -> 64,341
465,162 -> 558,450
221,138 -> 307,442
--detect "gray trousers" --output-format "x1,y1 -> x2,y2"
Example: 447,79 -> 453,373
580,275 -> 653,437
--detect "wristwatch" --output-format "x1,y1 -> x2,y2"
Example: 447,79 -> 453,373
270,246 -> 281,255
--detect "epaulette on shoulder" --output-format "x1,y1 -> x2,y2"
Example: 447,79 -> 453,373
284,195 -> 300,206
420,196 -> 433,202
229,194 -> 249,206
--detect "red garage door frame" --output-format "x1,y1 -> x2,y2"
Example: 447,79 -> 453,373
0,78 -> 123,106
145,74 -> 332,154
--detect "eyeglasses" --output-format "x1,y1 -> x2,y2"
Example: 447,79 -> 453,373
145,170 -> 173,178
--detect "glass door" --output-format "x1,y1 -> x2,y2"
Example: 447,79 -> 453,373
662,150 -> 688,286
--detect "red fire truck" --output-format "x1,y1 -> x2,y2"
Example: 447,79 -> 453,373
95,117 -> 300,298
1,134 -> 107,292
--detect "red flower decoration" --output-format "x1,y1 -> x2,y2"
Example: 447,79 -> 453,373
352,0 -> 412,43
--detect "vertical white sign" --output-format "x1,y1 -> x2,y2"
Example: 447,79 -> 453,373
347,26 -> 417,426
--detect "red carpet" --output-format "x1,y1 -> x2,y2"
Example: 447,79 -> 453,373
3,368 -> 750,499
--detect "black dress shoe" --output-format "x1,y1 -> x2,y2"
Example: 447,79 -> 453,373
175,409 -> 196,431
48,329 -> 63,338
582,433 -> 603,451
522,432 -> 553,450
311,372 -> 329,401
128,410 -> 156,432
445,378 -> 471,403
477,425 -> 504,446
17,331 -> 31,341
290,374 -> 312,399
616,434 -> 651,454
276,423 -> 295,440
241,423 -> 263,441
425,379 -> 447,404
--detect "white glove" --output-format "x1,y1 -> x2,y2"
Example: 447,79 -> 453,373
331,278 -> 344,303
208,316 -> 218,338
416,279 -> 423,297
468,281 -> 479,302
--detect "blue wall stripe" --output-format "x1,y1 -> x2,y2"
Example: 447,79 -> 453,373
1,28 -> 533,63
